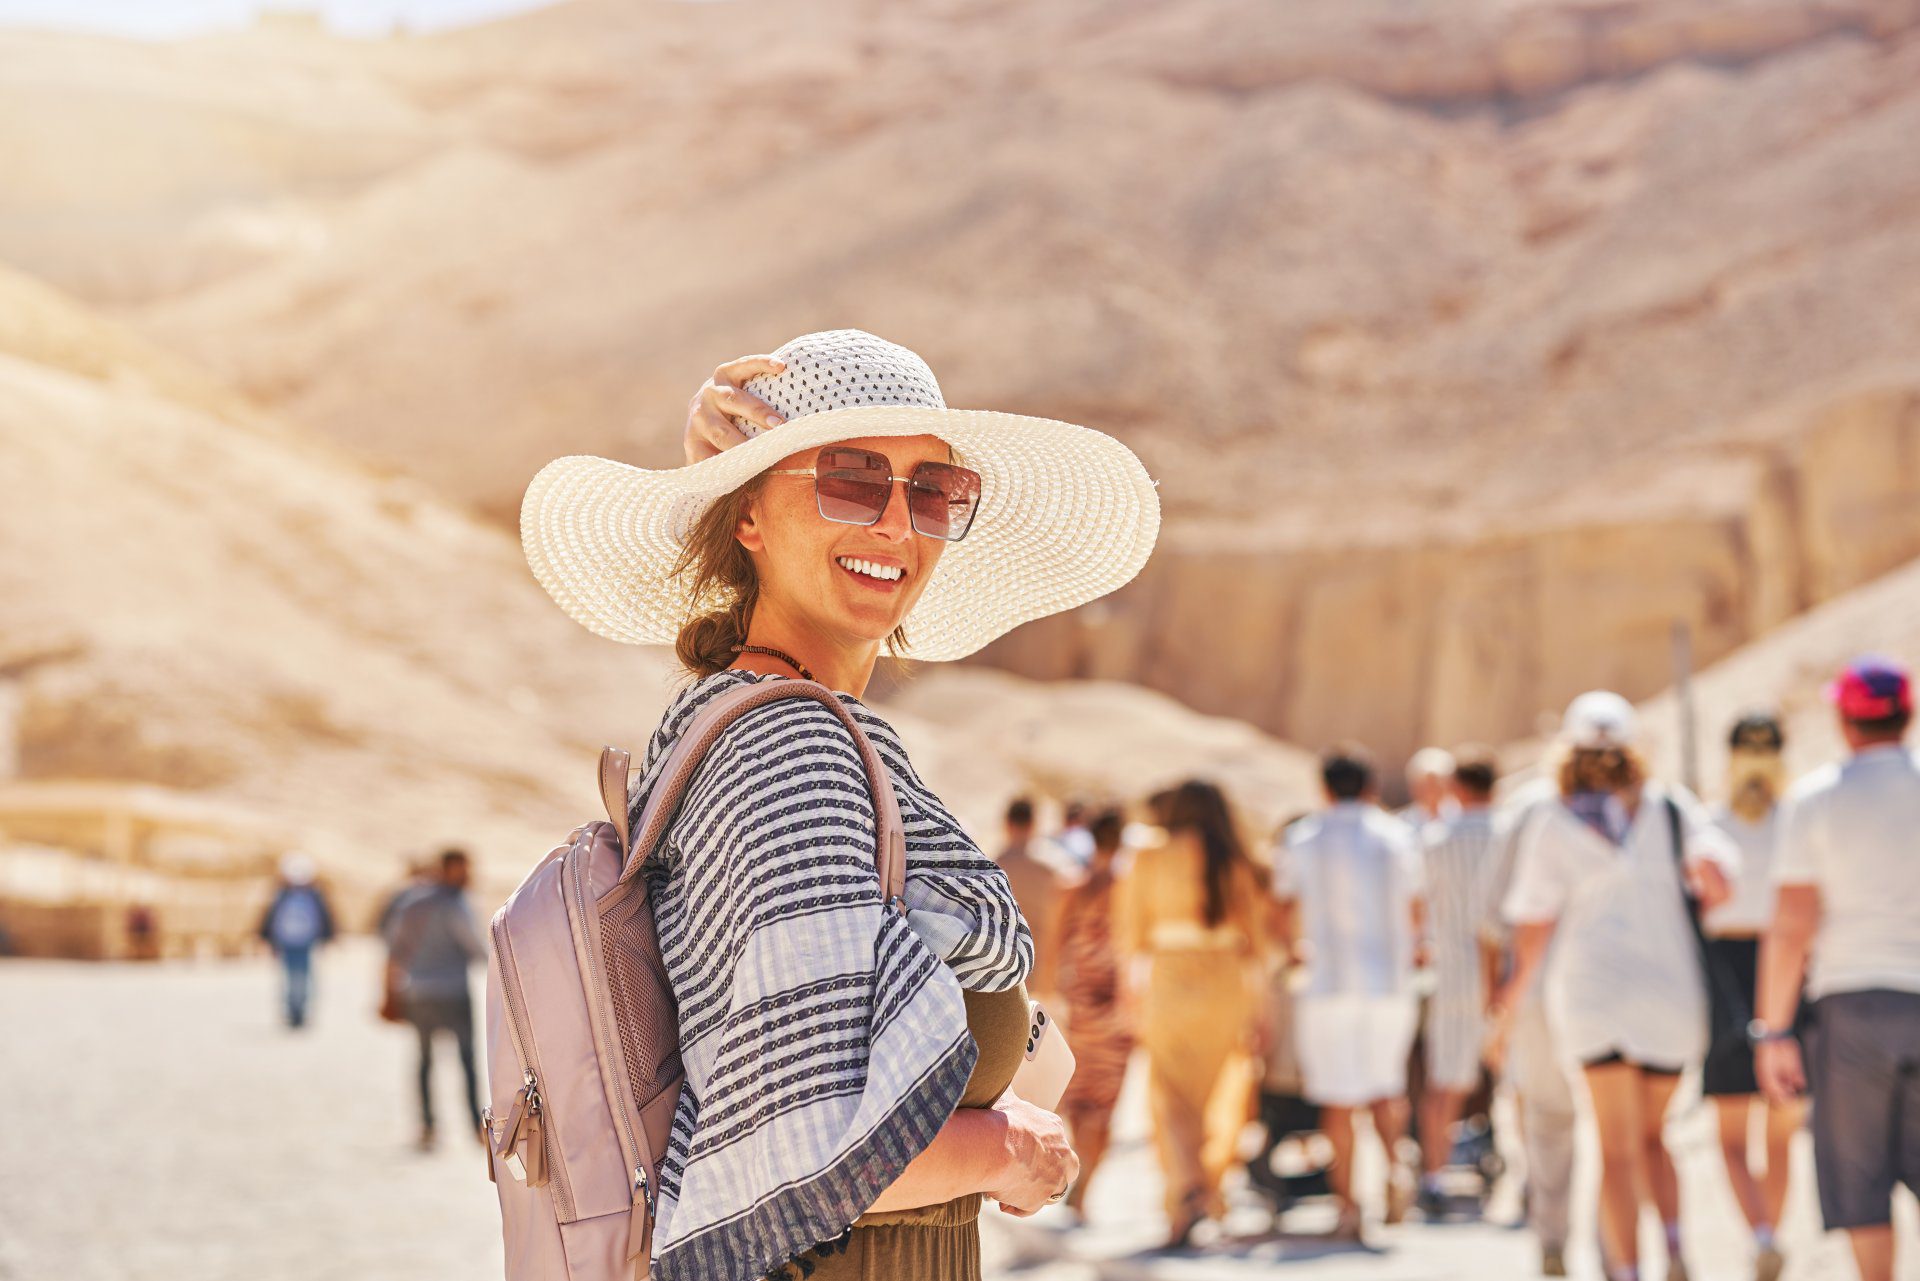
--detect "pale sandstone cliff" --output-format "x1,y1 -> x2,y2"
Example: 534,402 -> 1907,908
3,0 -> 1917,767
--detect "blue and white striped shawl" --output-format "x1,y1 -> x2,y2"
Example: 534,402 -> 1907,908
633,671 -> 1032,1281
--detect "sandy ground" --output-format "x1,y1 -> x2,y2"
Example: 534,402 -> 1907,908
4,941 -> 1916,1281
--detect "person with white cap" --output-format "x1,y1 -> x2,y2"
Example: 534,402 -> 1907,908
257,851 -> 336,1030
1398,747 -> 1458,833
1756,656 -> 1920,1281
521,330 -> 1158,1280
1492,690 -> 1737,1281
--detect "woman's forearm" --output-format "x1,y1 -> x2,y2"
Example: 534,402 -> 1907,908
1494,920 -> 1554,1014
864,1107 -> 1008,1214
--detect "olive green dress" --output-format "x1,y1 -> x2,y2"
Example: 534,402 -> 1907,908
778,984 -> 1031,1281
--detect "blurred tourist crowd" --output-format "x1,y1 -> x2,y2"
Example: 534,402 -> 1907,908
995,653 -> 1920,1281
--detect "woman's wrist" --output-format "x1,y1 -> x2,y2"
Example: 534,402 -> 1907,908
868,1107 -> 1007,1214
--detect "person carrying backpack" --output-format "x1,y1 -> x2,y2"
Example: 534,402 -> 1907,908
258,852 -> 336,1029
1493,692 -> 1738,1281
387,846 -> 487,1150
506,329 -> 1158,1281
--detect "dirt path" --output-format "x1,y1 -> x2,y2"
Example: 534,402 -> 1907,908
5,943 -> 1915,1281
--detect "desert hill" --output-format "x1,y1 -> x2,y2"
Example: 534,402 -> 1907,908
2,0 -> 1918,765
0,263 -> 1316,910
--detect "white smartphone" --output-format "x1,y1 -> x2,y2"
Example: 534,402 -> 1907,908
1009,1001 -> 1076,1112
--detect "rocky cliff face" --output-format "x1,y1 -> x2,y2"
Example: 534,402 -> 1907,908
3,0 -> 1918,768
982,379 -> 1920,758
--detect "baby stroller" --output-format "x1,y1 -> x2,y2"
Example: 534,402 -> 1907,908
1245,963 -> 1333,1216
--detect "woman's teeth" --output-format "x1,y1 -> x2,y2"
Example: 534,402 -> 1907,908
837,556 -> 903,582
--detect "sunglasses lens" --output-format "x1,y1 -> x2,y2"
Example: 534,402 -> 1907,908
907,462 -> 982,542
814,447 -> 891,526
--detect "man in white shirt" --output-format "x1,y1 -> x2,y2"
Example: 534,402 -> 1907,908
1274,744 -> 1426,1239
1757,656 -> 1920,1281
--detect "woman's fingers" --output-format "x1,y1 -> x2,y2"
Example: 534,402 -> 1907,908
706,382 -> 785,431
712,354 -> 785,386
681,355 -> 786,464
684,410 -> 748,464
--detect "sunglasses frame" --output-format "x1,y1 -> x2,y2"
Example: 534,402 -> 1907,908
768,446 -> 983,543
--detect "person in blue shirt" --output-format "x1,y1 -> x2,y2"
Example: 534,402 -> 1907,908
258,852 -> 337,1029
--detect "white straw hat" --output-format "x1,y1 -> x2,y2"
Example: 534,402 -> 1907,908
521,330 -> 1161,661
1561,690 -> 1639,750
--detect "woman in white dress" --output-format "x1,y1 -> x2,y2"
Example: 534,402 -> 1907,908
1492,692 -> 1736,1281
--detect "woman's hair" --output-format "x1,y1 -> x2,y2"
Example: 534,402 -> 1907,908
1088,808 -> 1125,853
670,474 -> 908,676
1163,779 -> 1249,929
1556,743 -> 1648,797
673,482 -> 766,677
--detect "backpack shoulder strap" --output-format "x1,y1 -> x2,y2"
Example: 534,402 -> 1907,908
603,680 -> 907,913
1663,793 -> 1685,866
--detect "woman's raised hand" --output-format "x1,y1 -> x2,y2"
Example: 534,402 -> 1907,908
682,355 -> 788,464
987,1096 -> 1080,1217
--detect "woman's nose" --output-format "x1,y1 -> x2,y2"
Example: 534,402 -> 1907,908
869,480 -> 914,542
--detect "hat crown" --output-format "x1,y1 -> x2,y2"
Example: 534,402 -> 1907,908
735,330 -> 946,437
1564,689 -> 1638,749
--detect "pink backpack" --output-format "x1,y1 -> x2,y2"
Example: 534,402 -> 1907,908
483,679 -> 907,1279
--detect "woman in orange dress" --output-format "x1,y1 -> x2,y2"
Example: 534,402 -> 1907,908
1118,781 -> 1272,1246
1050,809 -> 1135,1218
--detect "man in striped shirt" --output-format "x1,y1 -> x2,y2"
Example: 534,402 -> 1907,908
1415,748 -> 1502,1216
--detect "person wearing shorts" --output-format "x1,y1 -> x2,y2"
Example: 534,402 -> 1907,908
1273,744 -> 1425,1240
1703,713 -> 1803,1281
1413,748 -> 1502,1217
1757,657 -> 1920,1281
1494,692 -> 1736,1281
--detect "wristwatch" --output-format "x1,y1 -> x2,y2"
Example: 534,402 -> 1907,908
1746,1019 -> 1795,1046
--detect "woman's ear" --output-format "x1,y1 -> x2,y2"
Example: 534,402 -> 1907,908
734,493 -> 766,554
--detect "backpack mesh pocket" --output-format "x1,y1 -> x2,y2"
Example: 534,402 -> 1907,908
600,887 -> 681,1113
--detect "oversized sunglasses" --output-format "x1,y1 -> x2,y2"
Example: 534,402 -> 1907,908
768,446 -> 983,542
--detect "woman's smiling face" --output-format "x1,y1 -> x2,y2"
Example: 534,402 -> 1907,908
736,434 -> 953,649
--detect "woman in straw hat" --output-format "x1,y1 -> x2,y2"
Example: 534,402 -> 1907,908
521,330 -> 1159,1281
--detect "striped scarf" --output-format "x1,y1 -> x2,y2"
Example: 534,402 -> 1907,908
633,671 -> 1032,1281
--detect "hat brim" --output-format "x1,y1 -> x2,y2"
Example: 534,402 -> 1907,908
520,405 -> 1161,662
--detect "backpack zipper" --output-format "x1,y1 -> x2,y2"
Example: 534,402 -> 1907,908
566,841 -> 654,1266
491,915 -> 576,1220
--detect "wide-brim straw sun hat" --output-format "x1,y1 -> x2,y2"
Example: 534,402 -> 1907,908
521,329 -> 1161,662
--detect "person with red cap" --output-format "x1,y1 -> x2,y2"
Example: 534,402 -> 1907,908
1756,655 -> 1920,1281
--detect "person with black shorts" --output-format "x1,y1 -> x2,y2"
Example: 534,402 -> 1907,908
1702,713 -> 1803,1281
1757,657 -> 1920,1281
1493,692 -> 1736,1281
